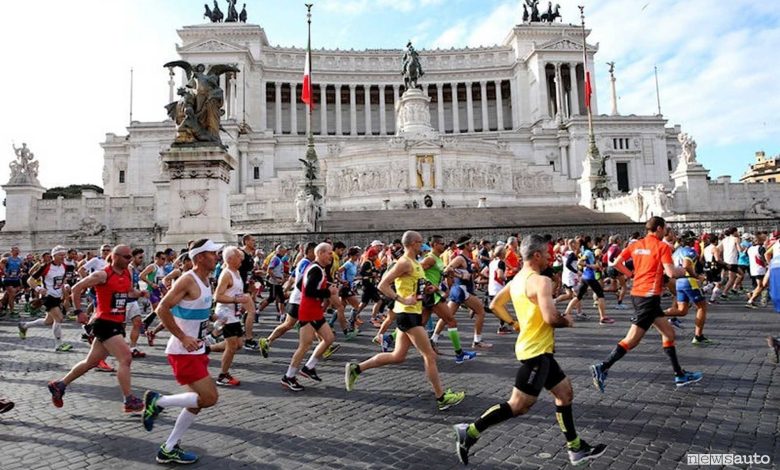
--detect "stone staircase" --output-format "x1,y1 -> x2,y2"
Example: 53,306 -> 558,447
320,205 -> 633,232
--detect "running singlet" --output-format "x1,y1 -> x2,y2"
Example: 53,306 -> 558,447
488,258 -> 506,296
94,266 -> 132,323
165,271 -> 213,355
41,263 -> 66,298
4,256 -> 23,280
619,235 -> 673,297
288,258 -> 312,305
215,269 -> 243,323
424,252 -> 445,301
747,245 -> 767,277
451,254 -> 475,293
394,255 -> 425,314
673,246 -> 700,290
83,257 -> 107,274
511,270 -> 554,360
721,236 -> 739,265
341,260 -> 357,288
581,249 -> 597,281
298,263 -> 329,321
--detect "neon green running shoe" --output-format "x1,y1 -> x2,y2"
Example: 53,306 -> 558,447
437,389 -> 465,411
344,362 -> 359,391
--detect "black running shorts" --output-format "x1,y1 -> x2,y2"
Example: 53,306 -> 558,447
285,303 -> 300,319
631,295 -> 663,331
267,284 -> 285,304
299,319 -> 327,330
339,286 -> 356,299
361,285 -> 381,304
92,318 -> 126,343
514,353 -> 566,397
576,279 -> 604,300
222,322 -> 243,338
2,279 -> 21,288
396,312 -> 423,332
43,295 -> 62,311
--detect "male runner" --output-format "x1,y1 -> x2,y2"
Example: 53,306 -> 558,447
47,245 -> 146,412
591,217 -> 703,391
345,231 -> 466,411
20,246 -> 72,351
454,235 -> 606,466
142,239 -> 222,465
670,231 -> 713,345
1,246 -> 24,313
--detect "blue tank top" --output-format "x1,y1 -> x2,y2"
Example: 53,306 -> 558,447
4,256 -> 23,280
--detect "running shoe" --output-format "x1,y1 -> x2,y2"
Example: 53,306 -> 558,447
568,440 -> 607,466
216,373 -> 241,387
453,423 -> 478,465
258,338 -> 269,358
123,395 -> 144,413
381,333 -> 395,353
243,338 -> 260,351
437,389 -> 465,411
300,366 -> 322,382
430,339 -> 440,355
472,341 -> 493,350
590,363 -> 607,393
17,322 -> 27,340
372,334 -> 382,346
668,318 -> 684,329
145,330 -> 155,347
55,343 -> 73,352
142,390 -> 163,431
455,350 -> 477,364
766,336 -> 780,363
599,317 -> 616,325
691,336 -> 716,346
615,303 -> 629,310
344,362 -> 359,391
345,329 -> 358,341
744,302 -> 758,309
131,349 -> 147,359
496,325 -> 512,335
280,375 -> 304,391
47,380 -> 66,408
156,443 -> 199,464
0,398 -> 14,414
574,312 -> 589,320
95,359 -> 115,372
674,370 -> 703,388
323,343 -> 341,359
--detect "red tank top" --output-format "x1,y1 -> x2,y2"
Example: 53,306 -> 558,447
95,265 -> 132,323
298,264 -> 327,322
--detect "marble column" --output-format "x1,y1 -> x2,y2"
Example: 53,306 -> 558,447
554,63 -> 564,121
451,83 -> 460,134
275,82 -> 282,133
349,84 -> 357,136
569,63 -> 580,116
379,85 -> 387,136
393,85 -> 400,134
320,83 -> 328,135
258,79 -> 267,129
436,83 -> 445,132
335,84 -> 342,135
364,85 -> 372,135
290,82 -> 298,135
538,63 -> 550,119
465,82 -> 475,132
510,76 -> 521,129
495,80 -> 504,131
479,81 -> 489,131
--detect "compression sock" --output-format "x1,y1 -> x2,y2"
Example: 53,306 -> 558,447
601,341 -> 630,371
449,327 -> 463,355
555,404 -> 579,448
471,402 -> 514,435
663,340 -> 684,376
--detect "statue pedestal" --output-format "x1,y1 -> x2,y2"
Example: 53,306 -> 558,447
670,163 -> 709,214
159,145 -> 236,246
1,183 -> 45,233
396,88 -> 437,139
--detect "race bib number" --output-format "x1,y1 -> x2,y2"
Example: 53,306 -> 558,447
197,320 -> 209,340
111,293 -> 128,315
52,276 -> 64,290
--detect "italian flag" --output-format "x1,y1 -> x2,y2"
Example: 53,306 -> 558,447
301,49 -> 313,110
585,71 -> 593,110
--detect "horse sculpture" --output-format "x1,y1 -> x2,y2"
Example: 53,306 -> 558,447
211,0 -> 224,22
540,3 -> 562,22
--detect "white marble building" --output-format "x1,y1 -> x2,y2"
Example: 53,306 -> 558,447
3,17 -> 777,251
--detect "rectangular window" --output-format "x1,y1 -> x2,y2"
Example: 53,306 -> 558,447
667,159 -> 673,172
119,170 -> 125,184
253,166 -> 260,180
616,162 -> 629,193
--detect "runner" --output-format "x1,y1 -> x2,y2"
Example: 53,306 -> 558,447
0,246 -> 24,313
142,239 -> 222,465
345,231 -> 466,411
126,248 -> 148,358
140,251 -> 168,345
487,244 -> 510,335
453,234 -> 606,466
563,236 -> 614,324
20,246 -> 73,351
280,243 -> 337,391
669,231 -> 713,345
746,232 -> 769,308
591,217 -> 703,391
47,244 -> 146,413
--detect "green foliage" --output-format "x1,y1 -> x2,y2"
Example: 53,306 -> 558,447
42,184 -> 104,200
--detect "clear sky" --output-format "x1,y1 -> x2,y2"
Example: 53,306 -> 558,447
1,0 -> 778,219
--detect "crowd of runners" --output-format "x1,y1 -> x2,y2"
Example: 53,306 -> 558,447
1,217 -> 779,465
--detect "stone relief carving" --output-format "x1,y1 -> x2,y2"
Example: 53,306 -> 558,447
280,176 -> 298,199
328,166 -> 408,195
69,216 -> 107,239
443,163 -> 506,191
746,198 -> 779,218
512,170 -> 554,193
179,190 -> 209,218
9,143 -> 40,185
643,184 -> 674,219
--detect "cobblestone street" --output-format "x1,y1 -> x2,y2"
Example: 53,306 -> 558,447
1,298 -> 778,469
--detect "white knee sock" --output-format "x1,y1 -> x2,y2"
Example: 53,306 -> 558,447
24,318 -> 46,328
285,366 -> 298,378
164,409 -> 197,452
156,392 -> 199,409
304,356 -> 319,369
52,322 -> 62,340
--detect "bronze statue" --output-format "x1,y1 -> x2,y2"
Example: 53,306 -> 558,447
239,3 -> 247,22
526,0 -> 540,22
522,3 -> 529,22
225,0 -> 239,22
211,0 -> 224,22
401,41 -> 424,90
204,3 -> 214,21
163,61 -> 240,146
540,2 -> 561,22
597,154 -> 610,177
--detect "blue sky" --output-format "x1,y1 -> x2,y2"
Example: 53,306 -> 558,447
0,0 -> 777,216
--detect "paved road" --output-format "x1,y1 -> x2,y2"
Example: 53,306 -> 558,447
1,298 -> 778,469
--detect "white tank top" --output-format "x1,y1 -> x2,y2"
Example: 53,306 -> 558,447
44,263 -> 66,298
722,236 -> 738,265
487,259 -> 505,296
165,271 -> 213,355
215,269 -> 243,322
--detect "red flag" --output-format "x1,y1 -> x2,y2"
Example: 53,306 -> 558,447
301,49 -> 313,110
584,70 -> 593,109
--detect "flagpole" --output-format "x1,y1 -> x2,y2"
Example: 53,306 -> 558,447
578,5 -> 600,168
303,3 -> 320,231
306,3 -> 313,147
654,65 -> 662,116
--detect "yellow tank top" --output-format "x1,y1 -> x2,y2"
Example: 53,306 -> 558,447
394,255 -> 425,314
511,269 -> 555,360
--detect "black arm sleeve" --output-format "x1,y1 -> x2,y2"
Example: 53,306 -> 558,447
565,253 -> 579,273
304,266 -> 331,299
